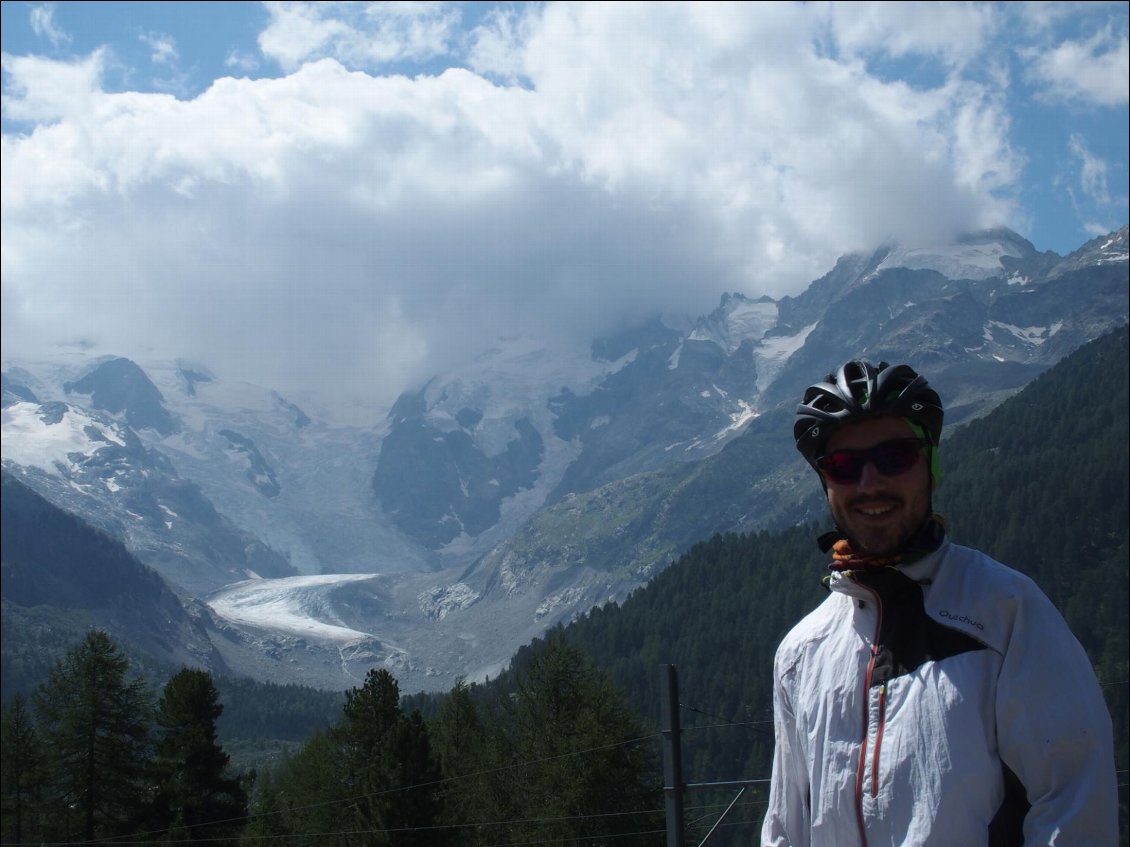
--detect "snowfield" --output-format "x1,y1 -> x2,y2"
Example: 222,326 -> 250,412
1,401 -> 127,475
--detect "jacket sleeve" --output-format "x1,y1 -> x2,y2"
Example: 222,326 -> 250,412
761,644 -> 810,847
994,574 -> 1119,845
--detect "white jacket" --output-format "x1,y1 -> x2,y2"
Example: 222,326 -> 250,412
761,539 -> 1118,847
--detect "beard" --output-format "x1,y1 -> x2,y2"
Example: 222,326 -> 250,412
831,489 -> 932,558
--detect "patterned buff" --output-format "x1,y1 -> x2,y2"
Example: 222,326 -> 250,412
819,513 -> 947,574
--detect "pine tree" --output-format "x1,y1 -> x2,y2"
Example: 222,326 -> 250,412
430,681 -> 511,846
334,667 -> 403,842
382,709 -> 447,847
32,629 -> 153,842
332,667 -> 447,846
150,668 -> 249,844
264,731 -> 347,846
504,633 -> 662,845
243,765 -> 288,842
1,693 -> 47,844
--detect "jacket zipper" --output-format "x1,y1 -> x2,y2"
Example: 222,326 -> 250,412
854,584 -> 882,847
849,587 -> 885,847
872,683 -> 887,798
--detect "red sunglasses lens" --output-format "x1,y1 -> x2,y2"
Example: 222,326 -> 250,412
818,439 -> 924,484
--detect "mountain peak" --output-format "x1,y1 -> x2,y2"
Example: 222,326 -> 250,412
63,357 -> 179,436
872,227 -> 1037,282
689,292 -> 779,354
1049,224 -> 1129,279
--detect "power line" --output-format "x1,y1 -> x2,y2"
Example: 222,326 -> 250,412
238,806 -> 668,845
9,732 -> 665,847
679,701 -> 775,744
49,806 -> 670,846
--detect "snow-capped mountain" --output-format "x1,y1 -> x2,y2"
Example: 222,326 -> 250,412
0,389 -> 295,597
3,356 -> 432,592
2,225 -> 1126,694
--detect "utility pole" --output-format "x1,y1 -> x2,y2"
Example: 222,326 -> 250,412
661,663 -> 771,846
661,663 -> 686,847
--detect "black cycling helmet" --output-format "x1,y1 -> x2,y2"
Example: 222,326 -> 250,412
794,360 -> 943,467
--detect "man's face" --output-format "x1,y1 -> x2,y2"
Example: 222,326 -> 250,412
822,415 -> 932,557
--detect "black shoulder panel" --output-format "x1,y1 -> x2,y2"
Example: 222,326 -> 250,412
859,568 -> 988,685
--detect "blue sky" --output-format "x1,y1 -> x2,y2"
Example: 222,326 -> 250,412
2,1 -> 1127,412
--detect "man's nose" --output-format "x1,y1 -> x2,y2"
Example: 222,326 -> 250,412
855,460 -> 885,488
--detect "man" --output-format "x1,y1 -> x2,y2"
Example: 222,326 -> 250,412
761,360 -> 1118,847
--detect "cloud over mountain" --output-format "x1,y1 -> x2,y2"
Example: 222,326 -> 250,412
2,2 -> 1126,416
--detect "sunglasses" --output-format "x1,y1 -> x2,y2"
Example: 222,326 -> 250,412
816,437 -> 929,485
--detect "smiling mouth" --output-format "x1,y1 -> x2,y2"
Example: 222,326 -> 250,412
854,501 -> 899,517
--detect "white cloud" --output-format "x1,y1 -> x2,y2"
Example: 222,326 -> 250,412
473,2 -> 1015,248
0,1 -> 1120,413
1025,25 -> 1130,107
467,6 -> 529,84
822,0 -> 998,68
0,49 -> 105,124
1069,133 -> 1112,206
29,3 -> 71,49
258,0 -> 462,73
140,32 -> 179,67
225,50 -> 260,73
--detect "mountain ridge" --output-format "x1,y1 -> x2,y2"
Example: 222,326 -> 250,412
2,223 -> 1126,693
